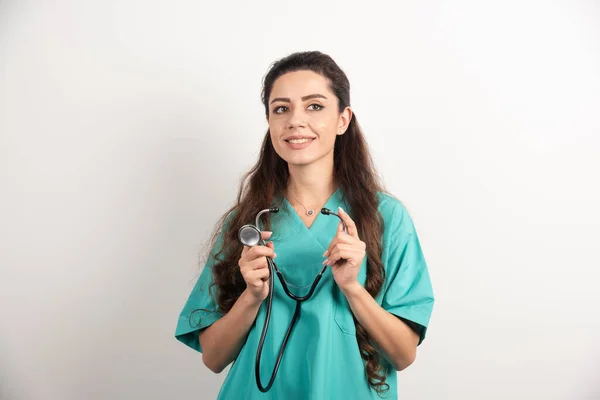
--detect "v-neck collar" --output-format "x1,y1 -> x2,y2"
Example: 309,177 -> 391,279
274,188 -> 346,250
281,188 -> 343,229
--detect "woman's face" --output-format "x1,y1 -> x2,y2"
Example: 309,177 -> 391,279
267,70 -> 352,167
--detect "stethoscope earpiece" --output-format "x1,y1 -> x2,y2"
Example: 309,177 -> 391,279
321,208 -> 347,233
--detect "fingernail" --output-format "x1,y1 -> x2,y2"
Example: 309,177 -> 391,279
274,253 -> 277,258
323,250 -> 329,257
338,206 -> 345,214
322,259 -> 328,266
264,231 -> 273,237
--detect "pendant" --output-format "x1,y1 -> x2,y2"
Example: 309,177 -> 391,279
307,210 -> 314,216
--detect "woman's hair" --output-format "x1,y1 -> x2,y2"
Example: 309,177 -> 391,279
206,51 -> 389,393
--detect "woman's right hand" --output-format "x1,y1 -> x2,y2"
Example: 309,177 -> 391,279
238,231 -> 276,303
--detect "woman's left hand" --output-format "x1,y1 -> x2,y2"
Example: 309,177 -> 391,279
323,207 -> 366,291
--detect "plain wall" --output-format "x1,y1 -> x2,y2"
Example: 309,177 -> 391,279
1,1 -> 599,399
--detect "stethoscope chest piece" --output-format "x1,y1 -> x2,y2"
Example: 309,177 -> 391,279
238,224 -> 261,247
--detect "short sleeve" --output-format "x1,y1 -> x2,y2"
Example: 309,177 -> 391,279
174,229 -> 226,353
380,198 -> 435,345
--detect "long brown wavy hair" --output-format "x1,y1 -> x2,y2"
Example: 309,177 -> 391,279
205,51 -> 390,394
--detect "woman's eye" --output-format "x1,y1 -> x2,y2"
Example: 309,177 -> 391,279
273,106 -> 288,114
308,104 -> 324,111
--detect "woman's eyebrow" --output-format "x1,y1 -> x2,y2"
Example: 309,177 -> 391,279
270,94 -> 328,104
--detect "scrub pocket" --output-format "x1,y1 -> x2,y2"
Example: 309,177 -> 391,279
333,258 -> 367,336
333,289 -> 356,336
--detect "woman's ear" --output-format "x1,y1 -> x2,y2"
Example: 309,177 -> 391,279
337,107 -> 353,135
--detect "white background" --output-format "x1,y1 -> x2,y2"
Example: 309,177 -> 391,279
1,1 -> 599,399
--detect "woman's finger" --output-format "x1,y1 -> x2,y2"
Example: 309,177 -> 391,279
242,256 -> 270,271
324,233 -> 357,258
261,231 -> 273,240
244,245 -> 276,261
250,267 -> 270,282
337,207 -> 359,238
327,250 -> 347,266
242,231 -> 272,255
323,237 -> 337,258
324,244 -> 354,265
335,232 -> 355,244
330,249 -> 358,265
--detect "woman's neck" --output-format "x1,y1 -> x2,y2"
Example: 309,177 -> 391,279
286,156 -> 336,207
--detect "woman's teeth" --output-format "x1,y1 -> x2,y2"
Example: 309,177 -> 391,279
288,138 -> 312,144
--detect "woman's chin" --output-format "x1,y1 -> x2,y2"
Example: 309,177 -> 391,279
276,150 -> 312,166
285,158 -> 314,167
279,149 -> 335,168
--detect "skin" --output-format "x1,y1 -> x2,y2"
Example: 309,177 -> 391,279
200,70 -> 419,374
267,70 -> 351,169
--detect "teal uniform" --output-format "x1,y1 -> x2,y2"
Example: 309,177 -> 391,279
175,190 -> 434,399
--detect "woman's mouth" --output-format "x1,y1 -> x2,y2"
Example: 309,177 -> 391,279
285,137 -> 315,149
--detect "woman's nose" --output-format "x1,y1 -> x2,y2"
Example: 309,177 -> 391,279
287,107 -> 307,129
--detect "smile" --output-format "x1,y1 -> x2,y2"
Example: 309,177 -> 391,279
284,137 -> 315,149
287,138 -> 312,144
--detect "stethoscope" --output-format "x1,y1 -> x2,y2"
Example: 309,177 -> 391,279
238,206 -> 347,393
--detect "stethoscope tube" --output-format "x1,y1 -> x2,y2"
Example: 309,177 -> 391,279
238,206 -> 347,392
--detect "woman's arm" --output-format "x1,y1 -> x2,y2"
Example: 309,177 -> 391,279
341,283 -> 419,371
199,288 -> 262,373
323,207 -> 420,371
201,231 -> 275,373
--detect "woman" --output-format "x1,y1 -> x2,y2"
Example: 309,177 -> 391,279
175,51 -> 435,399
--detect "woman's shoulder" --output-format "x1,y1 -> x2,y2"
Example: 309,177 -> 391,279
376,191 -> 407,217
375,191 -> 415,234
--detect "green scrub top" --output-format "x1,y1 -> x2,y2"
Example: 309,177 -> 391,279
175,190 -> 434,399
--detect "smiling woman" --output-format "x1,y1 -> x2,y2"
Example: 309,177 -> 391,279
268,71 -> 352,168
174,51 -> 435,400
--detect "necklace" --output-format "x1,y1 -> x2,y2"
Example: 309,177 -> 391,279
297,201 -> 315,216
289,194 -> 315,216
287,190 -> 335,217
